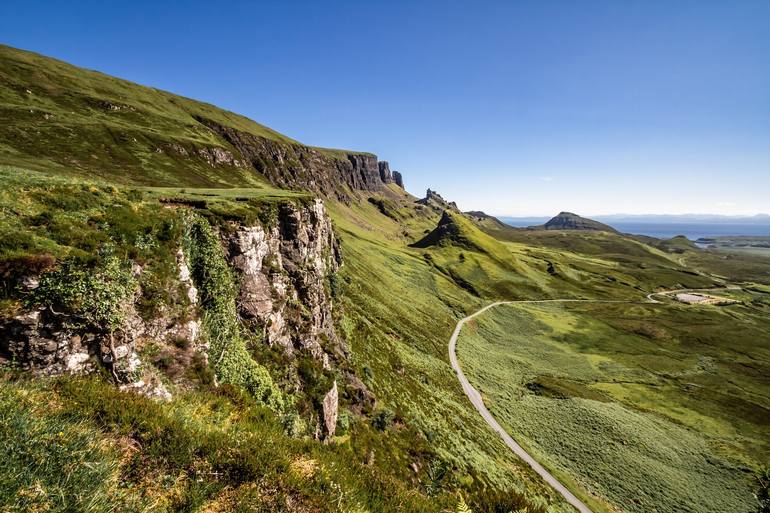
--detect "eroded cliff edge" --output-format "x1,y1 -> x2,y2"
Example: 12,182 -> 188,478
0,194 -> 365,437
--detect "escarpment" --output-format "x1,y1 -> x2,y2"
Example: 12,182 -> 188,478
223,199 -> 343,365
0,198 -> 349,412
198,117 -> 398,200
0,45 -> 408,201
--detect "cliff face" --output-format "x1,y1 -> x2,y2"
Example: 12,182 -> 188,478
393,171 -> 404,188
225,199 -> 342,366
200,118 -> 395,200
0,199 -> 343,396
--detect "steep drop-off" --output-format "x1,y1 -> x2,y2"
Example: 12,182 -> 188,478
0,44 -> 404,199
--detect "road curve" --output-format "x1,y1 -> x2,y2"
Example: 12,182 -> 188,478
449,299 -> 620,513
450,289 -> 740,512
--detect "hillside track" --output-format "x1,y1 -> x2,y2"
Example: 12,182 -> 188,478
448,299 -> 623,513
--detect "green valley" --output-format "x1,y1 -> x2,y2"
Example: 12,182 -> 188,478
0,42 -> 768,513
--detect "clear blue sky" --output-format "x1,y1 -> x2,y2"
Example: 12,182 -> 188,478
2,1 -> 768,215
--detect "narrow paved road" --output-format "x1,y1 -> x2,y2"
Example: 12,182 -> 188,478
450,289 -> 740,512
449,299 -> 628,513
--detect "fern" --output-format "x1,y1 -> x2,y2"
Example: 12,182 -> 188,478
456,495 -> 473,513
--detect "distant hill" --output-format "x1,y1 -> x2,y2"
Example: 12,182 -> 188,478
534,212 -> 617,232
464,210 -> 510,230
595,213 -> 770,225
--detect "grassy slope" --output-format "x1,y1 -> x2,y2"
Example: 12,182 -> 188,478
3,42 -> 770,513
1,375 -> 456,513
4,164 -> 769,512
0,169 -> 459,512
328,194 -> 579,511
455,297 -> 770,513
333,194 -> 770,513
0,44 -> 369,189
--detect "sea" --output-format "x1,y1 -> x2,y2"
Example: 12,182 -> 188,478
500,218 -> 770,240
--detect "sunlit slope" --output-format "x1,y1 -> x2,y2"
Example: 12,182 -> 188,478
327,197 -> 583,512
0,44 -> 372,189
409,208 -> 718,301
456,298 -> 770,513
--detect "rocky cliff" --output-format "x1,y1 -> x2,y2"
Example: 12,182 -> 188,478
0,198 -> 344,403
224,199 -> 343,366
197,118 -> 398,201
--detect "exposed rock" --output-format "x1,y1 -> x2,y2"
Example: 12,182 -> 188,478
120,378 -> 172,402
20,275 -> 39,290
196,146 -> 246,168
224,199 -> 342,363
393,171 -> 404,188
323,380 -> 339,439
1,247 -> 205,398
163,142 -> 246,168
417,189 -> 459,212
344,371 -> 377,414
197,117 -> 399,201
176,249 -> 198,304
378,161 -> 393,183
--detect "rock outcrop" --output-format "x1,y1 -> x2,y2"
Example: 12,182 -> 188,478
393,171 -> 404,189
322,380 -> 339,439
417,189 -> 459,212
225,199 -> 343,365
0,287 -> 190,401
198,118 -> 398,201
0,199 -> 343,392
378,161 -> 393,183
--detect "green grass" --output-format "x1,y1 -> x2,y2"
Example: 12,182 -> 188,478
0,44 -> 372,188
327,198 -> 576,511
0,382 -> 126,513
0,375 -> 463,513
455,299 -> 770,513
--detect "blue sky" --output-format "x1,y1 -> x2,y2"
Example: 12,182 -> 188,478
2,1 -> 768,215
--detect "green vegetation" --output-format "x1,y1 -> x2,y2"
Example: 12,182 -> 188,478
33,246 -> 136,330
0,376 -> 462,513
329,198 -> 587,512
0,382 -> 123,513
3,42 -> 770,513
182,214 -> 283,410
0,44 -> 369,188
456,298 -> 770,512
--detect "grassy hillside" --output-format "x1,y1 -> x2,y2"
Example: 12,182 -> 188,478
455,298 -> 770,512
0,44 -> 375,189
3,44 -> 770,513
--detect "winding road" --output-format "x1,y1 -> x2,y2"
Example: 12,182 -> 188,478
449,299 -> 608,513
449,289 -> 737,512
